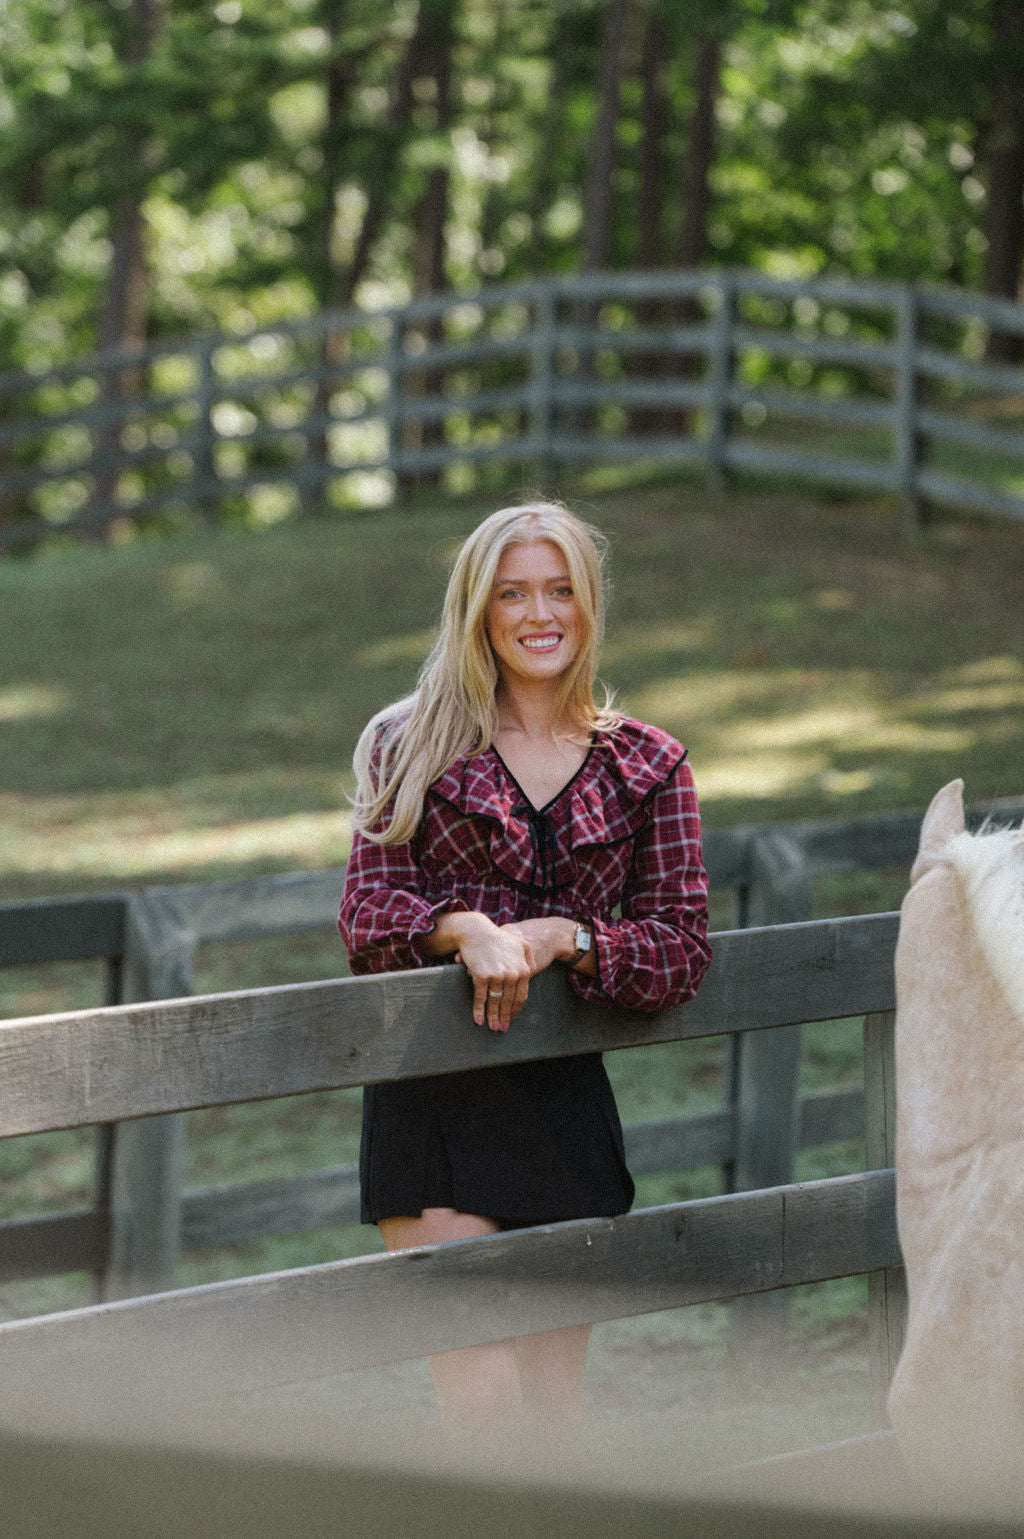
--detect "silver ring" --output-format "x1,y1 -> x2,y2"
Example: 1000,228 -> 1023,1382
487,989 -> 503,997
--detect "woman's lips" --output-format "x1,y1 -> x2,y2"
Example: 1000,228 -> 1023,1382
518,633 -> 562,651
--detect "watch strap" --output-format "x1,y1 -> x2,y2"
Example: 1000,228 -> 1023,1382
569,921 -> 592,967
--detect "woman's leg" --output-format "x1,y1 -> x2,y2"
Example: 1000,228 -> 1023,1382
378,1209 -> 525,1444
513,1324 -> 592,1444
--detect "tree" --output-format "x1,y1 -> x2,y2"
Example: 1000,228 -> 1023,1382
980,0 -> 1024,353
582,0 -> 632,272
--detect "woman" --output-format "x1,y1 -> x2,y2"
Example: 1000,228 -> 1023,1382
338,501 -> 711,1447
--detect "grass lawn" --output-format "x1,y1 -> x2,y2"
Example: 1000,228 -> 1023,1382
1,477 -> 1022,1446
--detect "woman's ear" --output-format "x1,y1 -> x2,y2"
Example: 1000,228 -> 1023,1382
910,779 -> 965,885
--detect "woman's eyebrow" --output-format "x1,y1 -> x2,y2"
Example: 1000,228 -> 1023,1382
492,572 -> 572,587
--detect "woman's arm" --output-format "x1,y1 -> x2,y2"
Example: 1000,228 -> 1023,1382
340,834 -> 539,1033
338,826 -> 467,974
571,759 -> 712,1013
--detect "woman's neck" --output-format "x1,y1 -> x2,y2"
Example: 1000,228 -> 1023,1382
494,685 -> 582,744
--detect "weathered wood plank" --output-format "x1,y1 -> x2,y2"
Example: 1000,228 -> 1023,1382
798,1085 -> 864,1148
729,831 -> 813,1195
9,272 -> 1024,549
0,896 -> 127,967
0,1211 -> 109,1283
0,1424 -> 942,1539
95,893 -> 194,1302
142,868 -> 347,945
0,1171 -> 898,1419
0,915 -> 898,1138
865,1010 -> 907,1409
0,1085 -> 864,1270
179,1167 -> 364,1251
728,834 -> 813,1336
179,1109 -> 737,1253
772,800 -> 1024,878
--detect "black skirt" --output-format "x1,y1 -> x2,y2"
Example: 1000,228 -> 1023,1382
360,1052 -> 635,1229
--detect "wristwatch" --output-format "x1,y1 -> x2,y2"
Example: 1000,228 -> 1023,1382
569,920 -> 592,968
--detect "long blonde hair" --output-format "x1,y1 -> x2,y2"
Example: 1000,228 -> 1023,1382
353,502 -> 621,843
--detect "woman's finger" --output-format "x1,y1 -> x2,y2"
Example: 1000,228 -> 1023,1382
508,971 -> 531,1023
487,981 -> 511,1033
491,944 -> 535,1031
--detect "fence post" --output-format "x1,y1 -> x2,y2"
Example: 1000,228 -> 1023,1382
727,832 -> 813,1190
192,336 -> 218,529
85,350 -> 125,539
864,1008 -> 906,1420
728,831 -> 813,1348
530,286 -> 556,493
95,892 -> 198,1302
383,310 -> 405,484
706,274 -> 735,499
894,286 -> 922,537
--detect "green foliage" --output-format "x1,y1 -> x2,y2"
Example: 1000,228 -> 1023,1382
0,0 -> 1014,384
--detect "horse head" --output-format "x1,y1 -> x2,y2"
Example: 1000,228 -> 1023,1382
888,779 -> 1024,1503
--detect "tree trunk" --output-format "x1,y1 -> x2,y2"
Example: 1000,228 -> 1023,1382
525,8 -> 579,273
631,7 -> 672,434
403,0 -> 456,488
678,34 -> 721,272
92,0 -> 165,536
637,8 -> 669,269
582,0 -> 631,272
304,0 -> 355,514
339,29 -> 420,308
672,32 -> 724,444
315,0 -> 356,309
304,8 -> 423,511
576,0 -> 631,446
409,0 -> 454,301
982,0 -> 1024,360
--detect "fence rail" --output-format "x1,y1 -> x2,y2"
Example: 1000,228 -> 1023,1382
3,270 -> 1024,549
0,915 -> 902,1434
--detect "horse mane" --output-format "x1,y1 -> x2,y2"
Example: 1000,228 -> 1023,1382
941,822 -> 1024,1028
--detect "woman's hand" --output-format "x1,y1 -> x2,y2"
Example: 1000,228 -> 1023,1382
498,916 -> 580,974
422,912 -> 535,1032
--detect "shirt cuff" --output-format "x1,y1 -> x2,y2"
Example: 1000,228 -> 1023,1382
566,915 -> 618,1005
408,896 -> 472,966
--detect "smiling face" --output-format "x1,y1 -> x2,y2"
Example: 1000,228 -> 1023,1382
484,539 -> 584,695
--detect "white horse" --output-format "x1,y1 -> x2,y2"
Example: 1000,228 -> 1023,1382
888,778 -> 1024,1500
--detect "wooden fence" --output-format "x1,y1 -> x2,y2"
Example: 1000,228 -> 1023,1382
3,269 -> 1024,550
0,823 -> 774,1301
3,796 -> 1021,1307
0,910 -> 903,1435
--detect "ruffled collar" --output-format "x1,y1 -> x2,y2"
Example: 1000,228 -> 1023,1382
426,719 -> 685,898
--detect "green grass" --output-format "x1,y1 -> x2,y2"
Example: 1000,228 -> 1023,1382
3,479 -> 1022,899
1,478 -> 1022,1436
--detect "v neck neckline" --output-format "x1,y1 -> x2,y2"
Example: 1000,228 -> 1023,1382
491,740 -> 595,815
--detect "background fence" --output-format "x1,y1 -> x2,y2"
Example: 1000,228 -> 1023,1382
3,269 -> 1024,551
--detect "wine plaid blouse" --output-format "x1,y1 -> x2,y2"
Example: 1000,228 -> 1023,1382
338,717 -> 711,1013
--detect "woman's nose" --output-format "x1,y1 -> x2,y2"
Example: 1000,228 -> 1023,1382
526,588 -> 552,619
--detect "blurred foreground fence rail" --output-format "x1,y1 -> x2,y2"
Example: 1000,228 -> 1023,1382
3,795 -> 1021,1322
0,907 -> 904,1423
3,269 -> 1024,550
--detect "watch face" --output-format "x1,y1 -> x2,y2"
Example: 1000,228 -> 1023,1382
575,924 -> 591,954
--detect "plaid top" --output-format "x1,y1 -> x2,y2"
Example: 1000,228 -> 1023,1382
338,716 -> 712,1013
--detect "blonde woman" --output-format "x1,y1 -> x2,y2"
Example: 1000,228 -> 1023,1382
339,502 -> 711,1447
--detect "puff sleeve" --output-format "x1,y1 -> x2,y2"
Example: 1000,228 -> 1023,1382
338,825 -> 470,974
569,755 -> 711,1013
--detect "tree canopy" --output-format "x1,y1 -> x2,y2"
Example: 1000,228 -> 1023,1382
0,0 -> 1020,374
